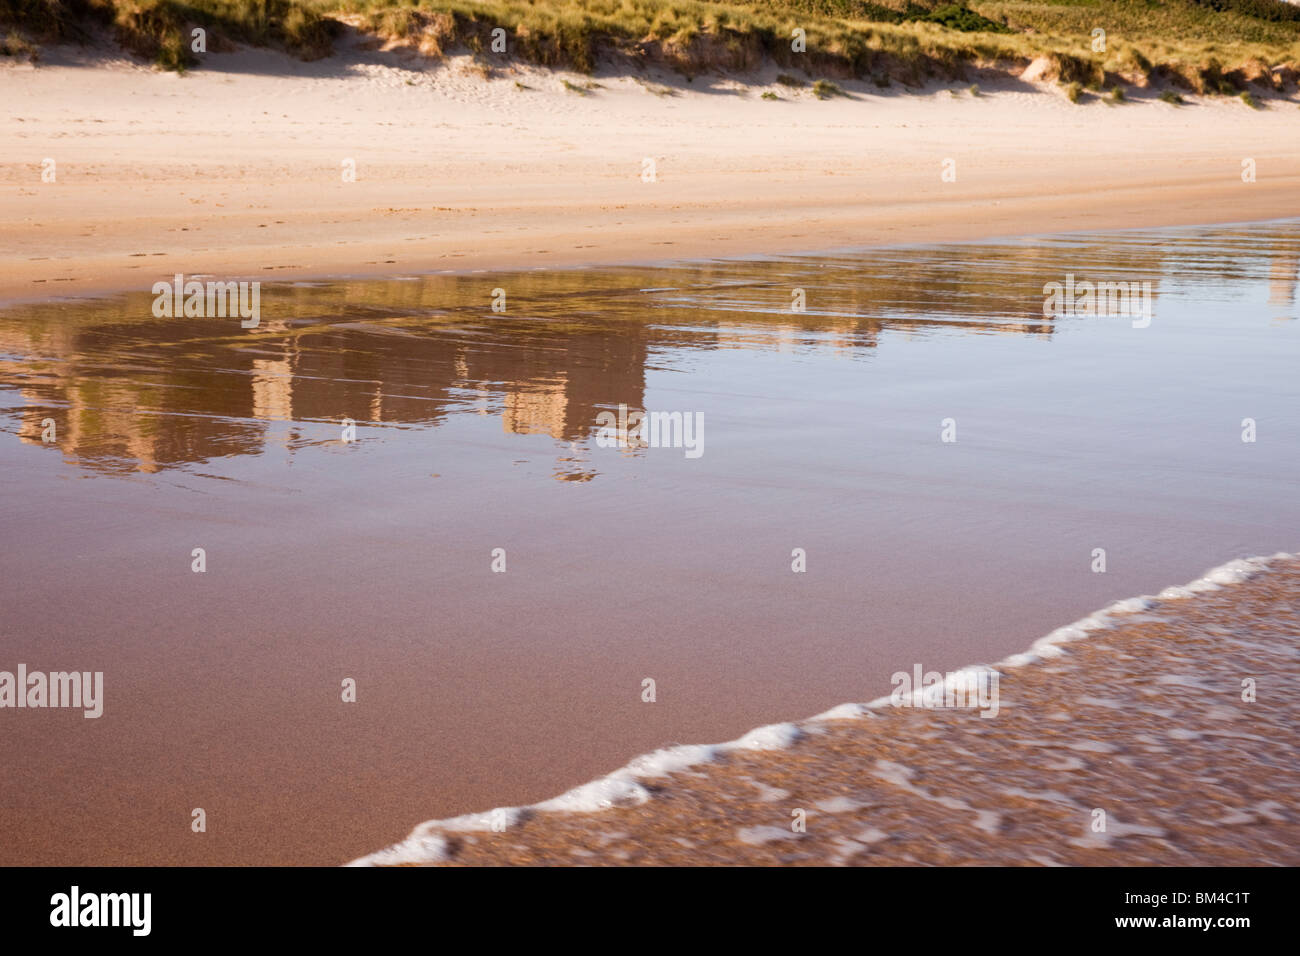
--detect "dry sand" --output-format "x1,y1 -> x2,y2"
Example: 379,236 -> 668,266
3,38 -> 1300,304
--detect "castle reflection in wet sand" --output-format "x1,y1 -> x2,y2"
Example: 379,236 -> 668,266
4,225 -> 1296,484
1,221 -> 1298,866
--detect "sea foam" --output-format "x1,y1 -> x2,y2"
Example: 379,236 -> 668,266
347,551 -> 1293,866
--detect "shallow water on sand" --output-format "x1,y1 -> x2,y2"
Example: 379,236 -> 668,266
355,554 -> 1300,866
1,221 -> 1298,864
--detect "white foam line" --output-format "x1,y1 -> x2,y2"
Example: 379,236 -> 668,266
347,551 -> 1293,866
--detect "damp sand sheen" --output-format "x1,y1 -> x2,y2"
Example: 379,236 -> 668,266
2,222 -> 1299,866
353,554 -> 1300,866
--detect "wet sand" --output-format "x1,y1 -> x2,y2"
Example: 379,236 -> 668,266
356,555 -> 1300,866
1,224 -> 1298,866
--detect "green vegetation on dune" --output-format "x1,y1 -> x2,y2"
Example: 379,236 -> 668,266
0,0 -> 336,69
980,0 -> 1300,43
2,0 -> 1298,96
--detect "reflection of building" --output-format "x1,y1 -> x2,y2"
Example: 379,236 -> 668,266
251,357 -> 296,453
3,231 -> 1292,478
1269,255 -> 1297,316
468,325 -> 650,445
251,358 -> 293,422
14,379 -> 163,473
503,378 -> 568,439
0,294 -> 652,477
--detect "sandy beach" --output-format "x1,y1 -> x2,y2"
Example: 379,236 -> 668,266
4,38 -> 1300,304
3,25 -> 1300,872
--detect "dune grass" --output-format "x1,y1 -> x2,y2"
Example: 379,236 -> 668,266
0,0 -> 336,69
2,0 -> 1298,95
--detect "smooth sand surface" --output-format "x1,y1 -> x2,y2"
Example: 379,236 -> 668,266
3,40 -> 1300,303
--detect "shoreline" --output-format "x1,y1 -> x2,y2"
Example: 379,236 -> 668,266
5,35 -> 1300,868
3,219 -> 1298,866
8,210 -> 1300,310
5,46 -> 1300,306
8,205 -> 1300,309
353,552 -> 1300,866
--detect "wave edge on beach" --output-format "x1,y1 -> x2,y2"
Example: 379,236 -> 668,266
348,551 -> 1297,866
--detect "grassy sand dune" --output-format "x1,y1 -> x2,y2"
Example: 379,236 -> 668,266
3,0 -> 1300,95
